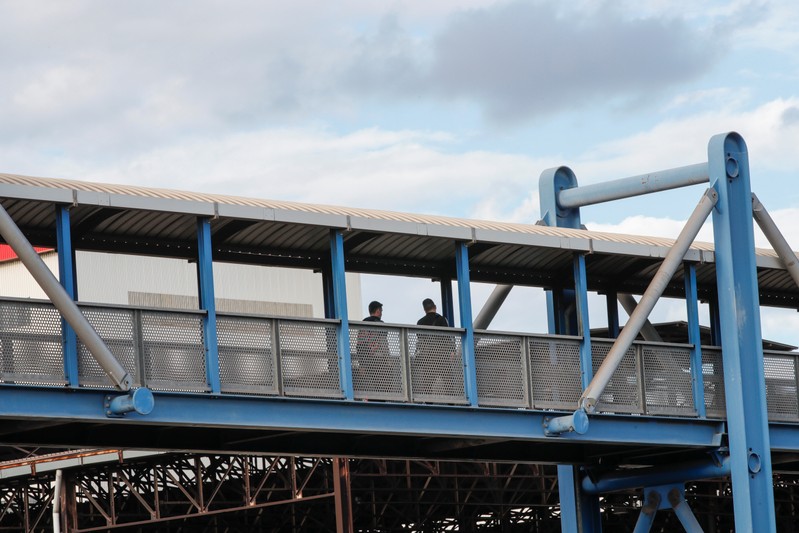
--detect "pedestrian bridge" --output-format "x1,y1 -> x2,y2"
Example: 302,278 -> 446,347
0,132 -> 795,531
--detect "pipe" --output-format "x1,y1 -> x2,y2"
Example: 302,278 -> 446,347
52,469 -> 62,533
0,203 -> 132,391
671,490 -> 704,533
582,455 -> 730,494
543,409 -> 589,436
752,193 -> 799,289
558,162 -> 709,209
579,188 -> 717,412
617,293 -> 663,342
473,284 -> 513,330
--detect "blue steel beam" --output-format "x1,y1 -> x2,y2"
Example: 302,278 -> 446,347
330,230 -> 353,400
557,163 -> 709,209
0,386 -> 726,447
683,263 -> 706,418
709,132 -> 776,531
455,243 -> 478,407
196,218 -> 221,395
56,205 -> 79,388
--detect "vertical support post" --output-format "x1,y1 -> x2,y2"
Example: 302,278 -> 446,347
709,132 -> 775,531
333,457 -> 354,533
455,242 -> 478,407
574,255 -> 592,389
330,230 -> 353,400
197,218 -> 220,395
605,291 -> 619,339
540,166 -> 600,532
684,263 -> 706,417
440,277 -> 455,327
708,294 -> 722,346
56,206 -> 79,387
321,264 -> 335,319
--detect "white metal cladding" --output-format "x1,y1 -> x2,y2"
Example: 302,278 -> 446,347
278,320 -> 342,399
216,315 -> 278,396
140,310 -> 208,392
408,328 -> 466,405
349,324 -> 406,402
641,345 -> 696,416
0,300 -> 64,385
77,305 -> 140,388
702,347 -> 726,418
528,336 -> 582,410
592,340 -> 642,414
474,333 -> 528,408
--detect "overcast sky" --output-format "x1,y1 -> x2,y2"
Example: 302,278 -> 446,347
3,0 -> 799,342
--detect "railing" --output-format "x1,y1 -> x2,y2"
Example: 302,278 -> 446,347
1,297 -> 799,422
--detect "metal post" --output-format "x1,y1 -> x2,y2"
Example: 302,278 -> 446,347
557,465 -> 602,533
574,255 -> 592,389
684,264 -> 706,417
617,294 -> 663,342
330,230 -> 353,400
580,188 -> 717,412
709,132 -> 776,531
321,264 -> 335,319
632,489 -> 659,533
670,488 -> 704,533
0,202 -> 131,390
539,166 -> 581,229
440,277 -> 455,327
558,163 -> 709,209
473,284 -> 512,330
708,293 -> 721,346
197,218 -> 220,395
752,193 -> 799,289
56,206 -> 79,388
455,242 -> 478,407
333,457 -> 354,533
605,291 -> 619,338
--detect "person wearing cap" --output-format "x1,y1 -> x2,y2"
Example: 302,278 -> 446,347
363,300 -> 383,322
417,298 -> 448,327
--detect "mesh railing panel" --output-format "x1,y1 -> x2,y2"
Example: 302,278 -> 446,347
764,354 -> 799,422
217,316 -> 277,396
408,329 -> 466,405
350,325 -> 406,402
0,301 -> 64,385
528,337 -> 581,410
641,345 -> 695,416
702,347 -> 726,418
141,311 -> 208,392
592,341 -> 642,414
77,306 -> 140,388
474,334 -> 528,408
279,320 -> 342,398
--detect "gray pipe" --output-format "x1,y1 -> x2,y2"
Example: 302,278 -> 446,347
752,193 -> 799,289
618,293 -> 663,342
52,469 -> 62,533
473,284 -> 513,330
0,203 -> 132,391
579,188 -> 717,412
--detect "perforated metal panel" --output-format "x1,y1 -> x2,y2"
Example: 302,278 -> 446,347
528,337 -> 581,410
764,354 -> 799,422
641,345 -> 695,416
217,316 -> 278,396
702,347 -> 726,418
474,334 -> 528,408
592,341 -> 642,414
141,311 -> 208,392
350,325 -> 406,402
408,328 -> 466,405
279,320 -> 342,399
0,301 -> 65,385
77,306 -> 140,388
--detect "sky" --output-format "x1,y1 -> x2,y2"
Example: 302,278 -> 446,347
2,0 -> 799,343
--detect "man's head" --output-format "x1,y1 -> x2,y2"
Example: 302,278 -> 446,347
368,300 -> 383,317
422,298 -> 436,313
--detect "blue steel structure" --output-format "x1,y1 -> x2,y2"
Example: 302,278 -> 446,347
0,132 -> 794,531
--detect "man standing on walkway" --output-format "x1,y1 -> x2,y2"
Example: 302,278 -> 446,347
417,298 -> 448,327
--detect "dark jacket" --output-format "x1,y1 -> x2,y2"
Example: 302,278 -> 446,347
417,312 -> 448,327
363,315 -> 383,322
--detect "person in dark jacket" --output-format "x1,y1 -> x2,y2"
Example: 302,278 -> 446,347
363,300 -> 383,322
417,298 -> 448,326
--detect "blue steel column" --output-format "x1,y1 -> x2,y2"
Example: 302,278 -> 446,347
708,294 -> 722,346
708,132 -> 775,531
539,166 -> 600,533
321,264 -> 335,319
439,277 -> 455,326
197,219 -> 221,395
683,264 -> 705,417
330,230 -> 353,400
56,206 -> 79,387
455,243 -> 478,407
605,291 -> 620,338
574,255 -> 592,389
